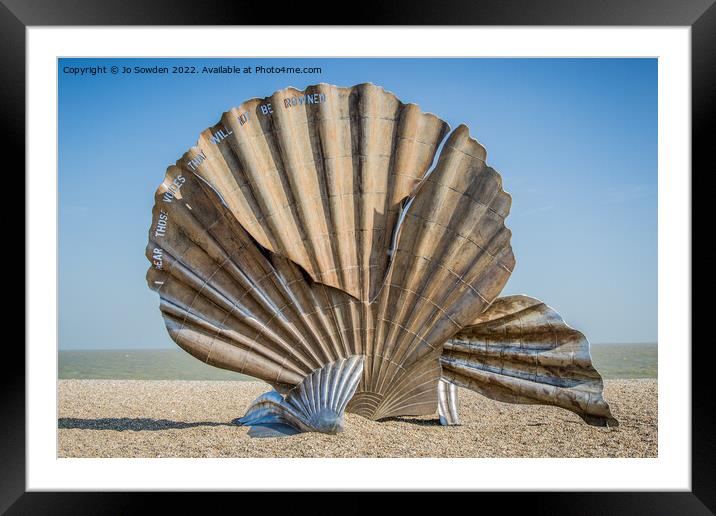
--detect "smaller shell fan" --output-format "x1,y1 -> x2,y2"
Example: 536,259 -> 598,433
440,295 -> 618,427
237,356 -> 364,437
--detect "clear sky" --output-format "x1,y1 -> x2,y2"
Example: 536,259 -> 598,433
58,58 -> 657,349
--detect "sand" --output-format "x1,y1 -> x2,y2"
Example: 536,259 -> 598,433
58,379 -> 657,458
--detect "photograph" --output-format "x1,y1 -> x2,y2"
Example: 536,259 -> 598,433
57,57 -> 658,459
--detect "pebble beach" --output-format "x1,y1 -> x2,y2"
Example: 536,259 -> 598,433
58,379 -> 657,458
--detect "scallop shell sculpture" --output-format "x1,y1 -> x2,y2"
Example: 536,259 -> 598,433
146,83 -> 615,436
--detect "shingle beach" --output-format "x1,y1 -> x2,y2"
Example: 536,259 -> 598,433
58,379 -> 656,458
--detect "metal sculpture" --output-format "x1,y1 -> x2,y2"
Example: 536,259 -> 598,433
146,83 -> 616,437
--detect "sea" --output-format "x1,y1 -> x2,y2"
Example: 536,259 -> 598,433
58,343 -> 657,381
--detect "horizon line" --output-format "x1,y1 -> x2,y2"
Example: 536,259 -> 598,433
59,342 -> 659,352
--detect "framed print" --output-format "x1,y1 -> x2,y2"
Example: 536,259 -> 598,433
7,0 -> 709,512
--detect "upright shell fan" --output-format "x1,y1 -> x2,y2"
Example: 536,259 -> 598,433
146,83 -> 615,435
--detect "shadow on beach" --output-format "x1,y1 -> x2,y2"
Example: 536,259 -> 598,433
58,417 -> 236,432
379,416 -> 442,427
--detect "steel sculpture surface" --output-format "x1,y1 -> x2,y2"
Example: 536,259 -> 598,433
146,83 -> 616,436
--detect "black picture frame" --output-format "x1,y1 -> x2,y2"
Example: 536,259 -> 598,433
6,0 -> 707,512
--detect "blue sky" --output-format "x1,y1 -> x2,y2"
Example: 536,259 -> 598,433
58,58 -> 657,349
